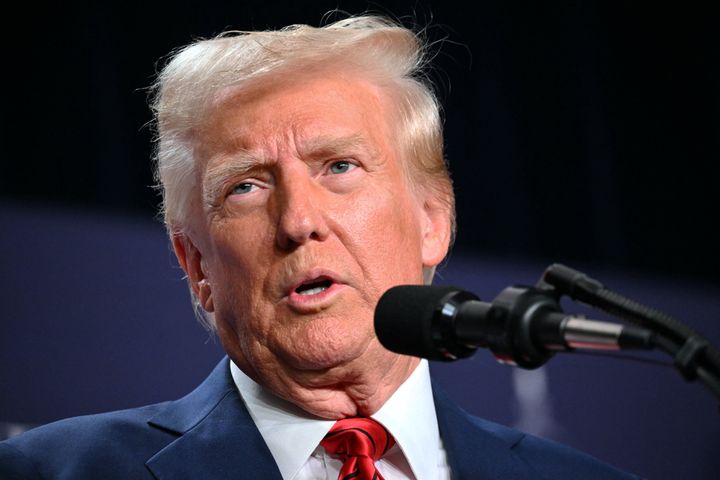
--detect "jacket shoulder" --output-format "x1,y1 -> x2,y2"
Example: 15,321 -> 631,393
0,403 -> 175,480
466,415 -> 640,479
433,381 -> 640,479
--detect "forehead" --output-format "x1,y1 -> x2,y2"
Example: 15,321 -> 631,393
198,72 -> 398,161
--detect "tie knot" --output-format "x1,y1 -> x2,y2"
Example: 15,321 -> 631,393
321,417 -> 395,462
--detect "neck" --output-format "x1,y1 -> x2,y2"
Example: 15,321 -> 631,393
231,347 -> 420,419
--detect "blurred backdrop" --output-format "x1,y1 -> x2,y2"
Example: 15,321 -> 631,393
2,1 -> 718,479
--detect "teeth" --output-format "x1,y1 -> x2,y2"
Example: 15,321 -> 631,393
298,286 -> 328,296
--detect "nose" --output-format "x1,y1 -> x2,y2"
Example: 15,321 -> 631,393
275,173 -> 330,250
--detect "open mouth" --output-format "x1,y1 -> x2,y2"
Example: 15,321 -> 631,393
295,278 -> 333,296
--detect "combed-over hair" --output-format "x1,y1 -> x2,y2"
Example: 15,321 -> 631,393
152,15 -> 454,234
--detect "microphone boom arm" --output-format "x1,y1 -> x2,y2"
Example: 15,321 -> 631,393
541,264 -> 720,402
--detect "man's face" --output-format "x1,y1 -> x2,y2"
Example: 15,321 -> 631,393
175,72 -> 450,417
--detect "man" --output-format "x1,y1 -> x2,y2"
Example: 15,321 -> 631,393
0,16 -> 637,479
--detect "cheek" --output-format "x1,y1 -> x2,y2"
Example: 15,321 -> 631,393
208,221 -> 274,309
210,215 -> 272,269
338,188 -> 425,281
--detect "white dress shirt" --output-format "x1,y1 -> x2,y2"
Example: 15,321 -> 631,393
230,360 -> 451,480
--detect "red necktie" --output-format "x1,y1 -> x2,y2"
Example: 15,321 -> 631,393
320,417 -> 396,480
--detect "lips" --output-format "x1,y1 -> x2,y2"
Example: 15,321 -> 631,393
294,277 -> 333,296
284,270 -> 345,312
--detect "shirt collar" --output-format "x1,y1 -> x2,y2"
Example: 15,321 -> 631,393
230,362 -> 334,479
372,359 -> 440,480
230,359 -> 440,480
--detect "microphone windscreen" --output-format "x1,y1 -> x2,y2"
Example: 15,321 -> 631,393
374,285 -> 465,361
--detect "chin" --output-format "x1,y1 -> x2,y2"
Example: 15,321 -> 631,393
282,335 -> 378,374
280,341 -> 366,371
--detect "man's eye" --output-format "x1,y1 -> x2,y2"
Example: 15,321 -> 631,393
230,182 -> 257,195
329,161 -> 355,174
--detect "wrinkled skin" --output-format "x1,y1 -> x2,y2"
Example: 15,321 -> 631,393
173,72 -> 451,418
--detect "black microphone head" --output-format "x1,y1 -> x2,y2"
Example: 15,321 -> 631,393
374,284 -> 479,362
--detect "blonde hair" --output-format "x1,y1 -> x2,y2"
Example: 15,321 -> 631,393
152,15 -> 454,235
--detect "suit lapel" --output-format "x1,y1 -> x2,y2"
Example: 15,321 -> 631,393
144,357 -> 282,480
433,383 -> 546,480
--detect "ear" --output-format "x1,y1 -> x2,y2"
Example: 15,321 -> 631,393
171,233 -> 214,312
420,195 -> 452,269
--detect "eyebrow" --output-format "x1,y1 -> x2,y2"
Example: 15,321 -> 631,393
300,134 -> 376,160
202,149 -> 261,209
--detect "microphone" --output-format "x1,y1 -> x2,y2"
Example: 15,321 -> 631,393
374,284 -> 655,368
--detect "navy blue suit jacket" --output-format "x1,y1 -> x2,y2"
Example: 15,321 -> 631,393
1,357 -> 638,479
